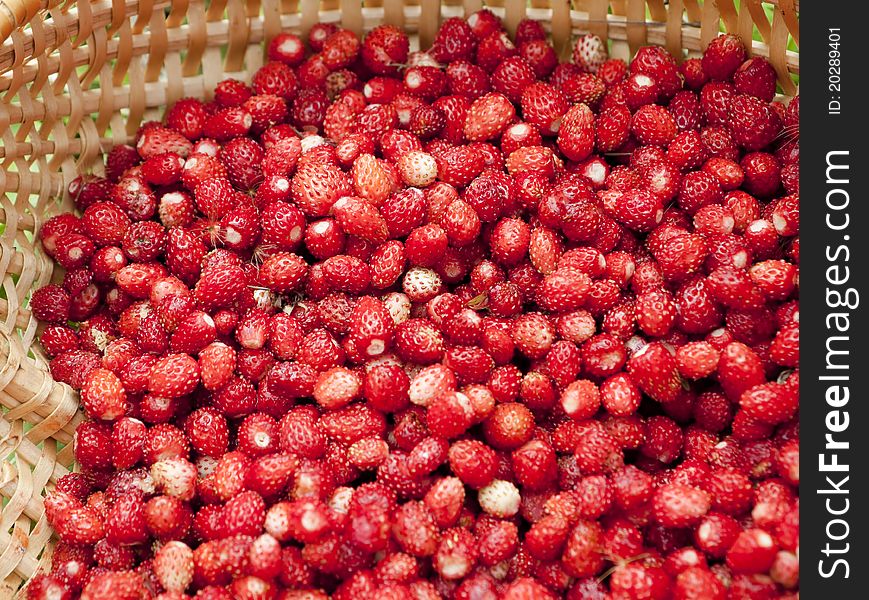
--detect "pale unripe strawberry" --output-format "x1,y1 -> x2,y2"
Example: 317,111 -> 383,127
397,150 -> 438,187
153,541 -> 194,592
382,292 -> 412,324
434,528 -> 477,580
150,457 -> 197,501
409,364 -> 456,407
403,267 -> 442,303
313,366 -> 362,409
572,34 -> 608,72
329,486 -> 355,514
478,479 -> 521,518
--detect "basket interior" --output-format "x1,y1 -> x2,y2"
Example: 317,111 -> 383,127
0,0 -> 799,593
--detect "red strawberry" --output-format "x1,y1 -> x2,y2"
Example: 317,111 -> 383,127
491,57 -> 536,103
515,17 -> 546,45
596,58 -> 628,86
627,342 -> 683,403
267,31 -> 305,65
137,125 -> 193,159
476,31 -> 516,73
668,90 -> 704,131
631,105 -> 677,147
321,29 -> 361,71
351,154 -> 397,206
362,25 -> 409,76
252,61 -> 299,100
259,252 -> 309,294
355,103 -> 399,139
331,196 -> 389,244
650,232 -> 708,282
165,97 -> 208,140
604,189 -> 663,232
519,38 -> 558,79
521,83 -> 569,137
557,103 -> 595,162
536,269 -> 592,314
81,368 -> 128,420
215,78 -> 253,107
717,341 -> 766,402
291,161 -> 353,217
436,145 -> 485,188
572,34 -> 608,73
147,353 -> 199,398
405,106 -> 444,141
561,73 -> 607,108
728,94 -> 782,150
431,18 -> 476,63
203,106 -> 253,141
104,147 -> 141,185
81,201 -> 132,247
219,137 -> 263,190
702,34 -> 747,81
595,105 -> 632,152
734,57 -> 777,101
404,65 -> 448,100
30,284 -> 72,324
630,46 -> 681,100
193,263 -> 247,309
464,93 -> 515,142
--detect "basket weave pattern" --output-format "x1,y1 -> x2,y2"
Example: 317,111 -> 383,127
0,0 -> 798,594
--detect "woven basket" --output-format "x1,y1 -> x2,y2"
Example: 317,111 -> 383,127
0,0 -> 799,595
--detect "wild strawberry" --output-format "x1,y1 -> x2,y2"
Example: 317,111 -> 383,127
741,151 -> 782,197
520,83 -> 569,137
153,541 -> 194,593
702,34 -> 747,80
29,284 -> 71,324
80,571 -> 143,600
632,104 -> 678,147
351,154 -> 397,207
145,353 -> 198,398
183,407 -> 229,458
464,93 -> 515,142
625,342 -> 682,403
292,161 -> 353,217
400,65 -> 445,101
80,368 -> 127,420
489,57 -> 534,104
429,17 -> 475,63
605,188 -> 663,232
386,152 -> 435,191
653,483 -> 712,528
471,30 -> 514,71
517,37 -> 556,78
557,103 -> 595,162
264,32 -> 305,67
535,268 -> 591,314
355,103 -> 399,141
81,201 -> 132,247
330,196 -> 387,245
570,33 -> 607,73
734,56 -> 777,101
137,125 -> 193,159
729,94 -> 782,150
361,24 -> 409,76
726,529 -> 779,574
476,479 -> 520,519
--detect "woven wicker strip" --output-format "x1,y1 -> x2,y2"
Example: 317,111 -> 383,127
0,0 -> 798,594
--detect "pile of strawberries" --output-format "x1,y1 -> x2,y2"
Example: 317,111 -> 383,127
26,10 -> 799,600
